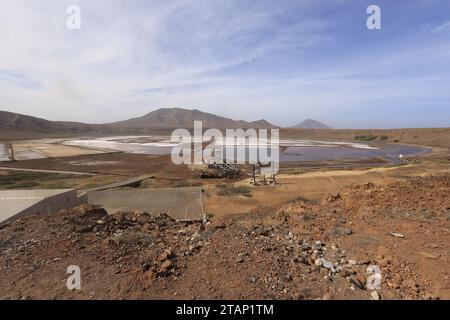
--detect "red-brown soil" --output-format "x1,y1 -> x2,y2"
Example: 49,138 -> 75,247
0,174 -> 448,300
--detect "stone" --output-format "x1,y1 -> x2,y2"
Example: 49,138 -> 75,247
324,193 -> 341,203
320,268 -> 328,276
422,292 -> 439,300
322,260 -> 334,269
323,293 -> 332,300
159,260 -> 173,274
419,252 -> 438,260
339,268 -> 350,277
158,249 -> 173,262
315,259 -> 323,267
329,227 -> 353,237
349,275 -> 365,290
370,291 -> 380,300
322,260 -> 338,273
296,255 -> 308,264
421,210 -> 436,219
389,232 -> 405,238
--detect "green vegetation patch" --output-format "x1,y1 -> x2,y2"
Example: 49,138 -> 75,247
0,171 -> 90,190
355,135 -> 389,142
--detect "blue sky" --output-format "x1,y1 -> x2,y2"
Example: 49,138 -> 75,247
0,0 -> 449,128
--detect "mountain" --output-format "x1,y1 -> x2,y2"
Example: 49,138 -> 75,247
110,108 -> 277,129
291,119 -> 331,129
0,110 -> 97,134
250,119 -> 275,128
0,108 -> 277,138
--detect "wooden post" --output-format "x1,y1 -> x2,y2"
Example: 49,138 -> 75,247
8,142 -> 15,161
251,164 -> 256,184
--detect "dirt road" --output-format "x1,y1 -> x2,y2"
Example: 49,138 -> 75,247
0,166 -> 95,176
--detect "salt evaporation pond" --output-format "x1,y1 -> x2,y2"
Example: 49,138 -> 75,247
63,136 -> 175,156
0,143 -> 11,161
281,143 -> 429,162
63,136 -> 430,164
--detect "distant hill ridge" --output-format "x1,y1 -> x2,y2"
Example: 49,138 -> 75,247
111,108 -> 277,129
0,110 -> 95,134
291,119 -> 331,129
0,108 -> 277,136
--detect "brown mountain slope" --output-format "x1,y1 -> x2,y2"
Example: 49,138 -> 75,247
110,108 -> 276,129
0,108 -> 277,139
0,107 -> 275,133
0,110 -> 98,134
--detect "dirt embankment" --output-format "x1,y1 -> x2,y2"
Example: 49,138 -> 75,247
0,175 -> 448,300
0,153 -> 192,179
281,127 -> 450,148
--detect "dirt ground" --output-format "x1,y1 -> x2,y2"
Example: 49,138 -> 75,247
203,159 -> 450,217
0,153 -> 192,179
0,170 -> 123,190
0,174 -> 448,300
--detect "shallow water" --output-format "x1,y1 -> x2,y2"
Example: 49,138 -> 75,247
63,137 -> 430,164
63,138 -> 174,155
282,143 -> 429,162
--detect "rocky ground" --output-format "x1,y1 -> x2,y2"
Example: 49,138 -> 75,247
0,174 -> 449,300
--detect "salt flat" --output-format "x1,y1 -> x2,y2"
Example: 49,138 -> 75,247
0,143 -> 10,161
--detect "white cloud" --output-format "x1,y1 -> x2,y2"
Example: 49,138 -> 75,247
0,0 -> 449,128
432,21 -> 450,33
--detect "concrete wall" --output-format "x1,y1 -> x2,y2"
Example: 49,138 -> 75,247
0,189 -> 86,225
88,187 -> 204,221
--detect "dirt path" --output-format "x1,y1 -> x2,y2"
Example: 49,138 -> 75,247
79,175 -> 155,193
0,166 -> 96,176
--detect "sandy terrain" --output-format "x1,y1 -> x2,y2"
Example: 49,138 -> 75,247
203,160 -> 450,217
